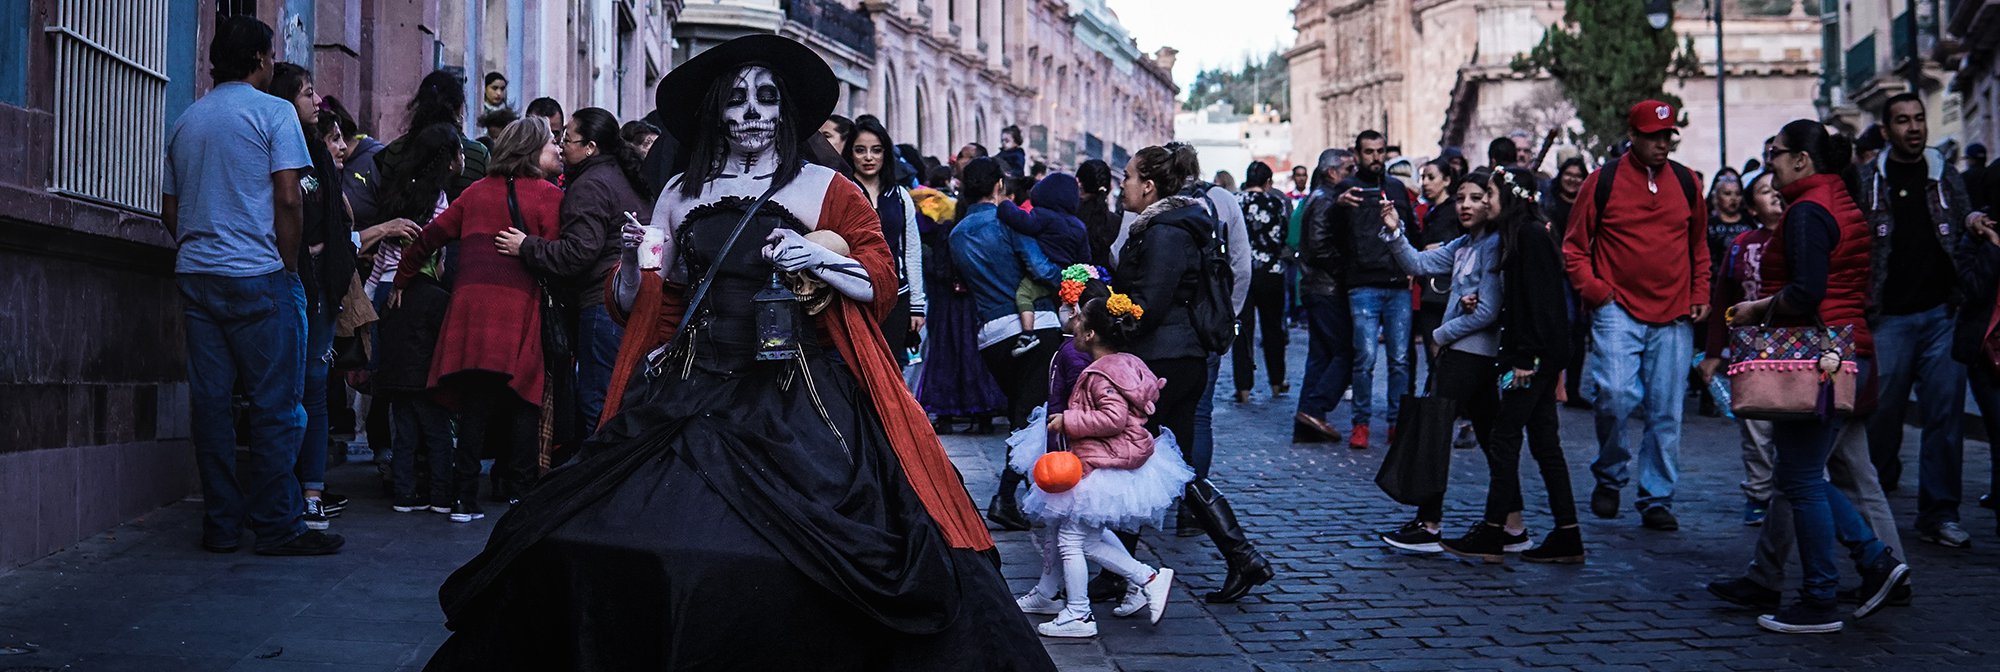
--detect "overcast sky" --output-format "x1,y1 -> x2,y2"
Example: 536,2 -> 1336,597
1103,0 -> 1298,94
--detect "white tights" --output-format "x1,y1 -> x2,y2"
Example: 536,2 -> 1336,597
1031,519 -> 1156,616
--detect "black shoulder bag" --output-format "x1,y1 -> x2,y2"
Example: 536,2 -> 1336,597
507,178 -> 574,364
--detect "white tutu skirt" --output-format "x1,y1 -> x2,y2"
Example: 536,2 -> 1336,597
1005,406 -> 1052,476
1017,422 -> 1195,533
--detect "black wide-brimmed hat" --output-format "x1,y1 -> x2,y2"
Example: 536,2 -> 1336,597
656,34 -> 838,146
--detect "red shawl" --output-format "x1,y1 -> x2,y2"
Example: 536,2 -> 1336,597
601,178 -> 994,552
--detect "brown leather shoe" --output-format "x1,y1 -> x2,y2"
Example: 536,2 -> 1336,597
1293,413 -> 1342,443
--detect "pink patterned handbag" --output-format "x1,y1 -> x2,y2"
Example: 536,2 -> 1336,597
1727,323 -> 1857,421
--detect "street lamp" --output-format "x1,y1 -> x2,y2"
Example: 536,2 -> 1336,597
1645,0 -> 1673,30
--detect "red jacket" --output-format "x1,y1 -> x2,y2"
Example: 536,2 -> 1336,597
1762,173 -> 1875,357
396,176 -> 561,407
1563,155 -> 1711,325
1062,353 -> 1164,475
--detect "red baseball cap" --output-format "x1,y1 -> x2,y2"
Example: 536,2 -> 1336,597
1628,100 -> 1677,135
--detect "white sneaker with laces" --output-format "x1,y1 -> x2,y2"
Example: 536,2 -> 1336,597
1142,568 -> 1175,624
1112,582 -> 1147,618
1035,609 -> 1098,638
1015,589 -> 1063,615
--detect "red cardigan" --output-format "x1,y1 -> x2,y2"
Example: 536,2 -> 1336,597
600,176 -> 996,553
396,176 -> 563,406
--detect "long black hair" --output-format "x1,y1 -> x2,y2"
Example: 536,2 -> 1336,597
570,107 -> 646,193
955,157 -> 1005,223
407,70 -> 466,133
1078,159 -> 1117,264
266,62 -> 311,106
842,115 -> 900,187
1491,167 -> 1547,266
1776,118 -> 1859,200
377,123 -> 463,224
677,65 -> 804,199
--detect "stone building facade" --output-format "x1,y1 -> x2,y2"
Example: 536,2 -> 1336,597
1287,0 -> 1824,175
680,0 -> 1178,167
0,0 -> 1172,571
0,0 -> 679,571
1945,1 -> 2000,155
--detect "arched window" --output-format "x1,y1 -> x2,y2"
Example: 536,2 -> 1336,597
915,82 -> 929,151
882,64 -> 899,136
946,95 -> 959,155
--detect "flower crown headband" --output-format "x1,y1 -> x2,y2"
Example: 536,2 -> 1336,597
1495,169 -> 1533,201
1059,264 -> 1143,319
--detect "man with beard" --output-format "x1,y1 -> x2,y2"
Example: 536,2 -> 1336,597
1329,130 -> 1420,449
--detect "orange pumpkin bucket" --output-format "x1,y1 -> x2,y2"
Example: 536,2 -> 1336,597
1033,451 -> 1083,493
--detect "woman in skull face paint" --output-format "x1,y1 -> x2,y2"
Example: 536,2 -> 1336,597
427,35 -> 1056,671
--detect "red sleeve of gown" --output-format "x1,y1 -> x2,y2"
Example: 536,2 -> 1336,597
816,178 -> 996,552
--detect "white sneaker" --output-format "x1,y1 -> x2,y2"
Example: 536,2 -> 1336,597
1112,582 -> 1147,618
1035,609 -> 1098,638
1142,568 -> 1175,624
1015,588 -> 1064,615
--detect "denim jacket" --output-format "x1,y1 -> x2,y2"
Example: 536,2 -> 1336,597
947,203 -> 1063,326
1383,226 -> 1503,356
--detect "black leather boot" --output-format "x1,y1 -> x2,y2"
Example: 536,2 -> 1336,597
1175,500 -> 1201,537
1184,479 -> 1274,603
986,470 -> 1030,531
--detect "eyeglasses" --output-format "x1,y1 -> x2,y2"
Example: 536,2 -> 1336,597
1765,148 -> 1798,162
559,137 -> 588,147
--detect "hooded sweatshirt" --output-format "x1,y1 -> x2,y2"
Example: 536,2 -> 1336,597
1062,352 -> 1164,474
996,172 -> 1090,267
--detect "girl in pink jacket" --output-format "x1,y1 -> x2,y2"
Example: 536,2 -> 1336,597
1016,283 -> 1195,639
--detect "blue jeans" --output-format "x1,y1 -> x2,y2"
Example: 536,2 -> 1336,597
1347,286 -> 1412,426
298,302 -> 333,493
1772,415 -> 1891,603
179,271 -> 308,550
576,305 -> 624,433
1190,353 -> 1220,481
1867,306 -> 1966,527
1298,292 -> 1354,419
1587,302 -> 1692,511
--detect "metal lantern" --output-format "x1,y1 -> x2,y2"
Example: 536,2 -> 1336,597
753,271 -> 802,361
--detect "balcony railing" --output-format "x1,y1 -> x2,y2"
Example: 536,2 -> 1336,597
784,0 -> 877,59
1845,34 -> 1876,95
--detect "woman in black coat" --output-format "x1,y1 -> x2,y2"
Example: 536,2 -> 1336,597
1436,167 -> 1583,564
1113,144 -> 1273,604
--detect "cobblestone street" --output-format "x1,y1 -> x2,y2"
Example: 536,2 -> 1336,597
3,340 -> 1999,671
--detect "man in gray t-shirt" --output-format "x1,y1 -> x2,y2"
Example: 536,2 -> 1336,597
160,15 -> 341,557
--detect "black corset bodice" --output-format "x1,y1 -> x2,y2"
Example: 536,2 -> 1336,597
674,197 -> 813,371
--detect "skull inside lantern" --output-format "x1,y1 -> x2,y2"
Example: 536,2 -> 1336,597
753,271 -> 802,360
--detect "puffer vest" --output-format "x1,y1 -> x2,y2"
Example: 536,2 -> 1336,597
1761,173 -> 1875,356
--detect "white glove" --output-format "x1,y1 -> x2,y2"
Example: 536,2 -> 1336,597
762,228 -> 845,272
762,228 -> 872,302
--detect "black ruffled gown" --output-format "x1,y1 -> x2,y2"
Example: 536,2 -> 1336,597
426,200 -> 1055,671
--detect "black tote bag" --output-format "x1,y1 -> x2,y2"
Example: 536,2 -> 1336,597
1375,391 -> 1457,506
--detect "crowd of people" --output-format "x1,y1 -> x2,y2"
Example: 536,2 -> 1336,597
165,16 -> 1997,666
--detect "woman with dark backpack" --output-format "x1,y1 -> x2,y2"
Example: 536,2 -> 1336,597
1113,144 -> 1273,603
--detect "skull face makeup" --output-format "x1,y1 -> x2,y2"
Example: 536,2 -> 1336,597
725,66 -> 781,162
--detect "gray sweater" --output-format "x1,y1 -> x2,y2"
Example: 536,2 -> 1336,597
1384,226 -> 1503,357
